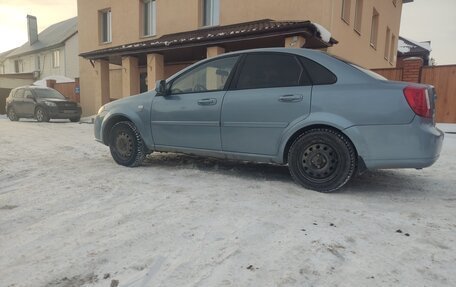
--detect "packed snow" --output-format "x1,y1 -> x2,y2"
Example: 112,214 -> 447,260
1,116 -> 455,287
398,37 -> 432,54
33,76 -> 75,87
312,23 -> 332,43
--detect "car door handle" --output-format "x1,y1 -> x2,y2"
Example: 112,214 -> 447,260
278,94 -> 303,102
197,98 -> 217,106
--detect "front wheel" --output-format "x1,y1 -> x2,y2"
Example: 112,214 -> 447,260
7,107 -> 19,121
109,121 -> 146,167
35,107 -> 50,122
288,128 -> 356,193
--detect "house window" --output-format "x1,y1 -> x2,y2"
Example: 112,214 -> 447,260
142,0 -> 156,36
202,0 -> 220,26
341,0 -> 351,24
100,9 -> 112,43
370,8 -> 379,48
53,50 -> 60,68
354,0 -> 363,33
390,34 -> 396,64
14,60 -> 24,73
36,55 -> 41,71
384,27 -> 391,60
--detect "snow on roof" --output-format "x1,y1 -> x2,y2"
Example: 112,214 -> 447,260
312,23 -> 331,43
7,17 -> 77,58
398,36 -> 432,54
33,75 -> 75,87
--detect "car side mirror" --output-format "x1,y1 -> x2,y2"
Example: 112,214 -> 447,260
155,80 -> 167,96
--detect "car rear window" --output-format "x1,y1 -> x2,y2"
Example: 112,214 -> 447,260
299,57 -> 337,85
236,53 -> 311,89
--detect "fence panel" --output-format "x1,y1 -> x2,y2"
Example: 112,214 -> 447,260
421,65 -> 456,123
372,68 -> 403,81
54,82 -> 80,103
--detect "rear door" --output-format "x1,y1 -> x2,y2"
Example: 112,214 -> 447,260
221,52 -> 312,155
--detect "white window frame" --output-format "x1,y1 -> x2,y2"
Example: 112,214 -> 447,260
52,50 -> 60,68
143,0 -> 157,36
0,64 -> 4,74
202,0 -> 220,27
370,8 -> 379,49
390,34 -> 396,64
354,0 -> 363,34
341,0 -> 351,24
100,9 -> 112,43
14,59 -> 24,73
384,27 -> 391,60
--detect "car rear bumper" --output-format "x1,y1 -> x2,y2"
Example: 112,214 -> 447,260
345,116 -> 444,170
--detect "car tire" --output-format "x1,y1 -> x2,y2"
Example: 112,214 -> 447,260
70,117 -> 80,122
7,107 -> 19,121
35,107 -> 50,122
109,121 -> 146,167
288,128 -> 356,192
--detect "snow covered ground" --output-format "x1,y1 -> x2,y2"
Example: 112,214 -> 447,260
1,116 -> 455,287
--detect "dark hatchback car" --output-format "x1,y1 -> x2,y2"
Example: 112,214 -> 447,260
5,86 -> 82,122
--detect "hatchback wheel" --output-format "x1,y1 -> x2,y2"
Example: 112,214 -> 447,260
288,128 -> 356,192
7,107 -> 19,121
109,121 -> 146,167
35,107 -> 50,122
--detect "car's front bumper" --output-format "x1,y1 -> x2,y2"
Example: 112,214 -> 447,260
94,113 -> 105,144
47,107 -> 82,119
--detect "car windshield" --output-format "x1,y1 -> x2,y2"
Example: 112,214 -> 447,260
327,53 -> 387,80
34,88 -> 66,99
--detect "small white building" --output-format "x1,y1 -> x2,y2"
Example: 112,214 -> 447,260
0,16 -> 79,83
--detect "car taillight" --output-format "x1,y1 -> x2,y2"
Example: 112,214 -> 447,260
403,86 -> 432,118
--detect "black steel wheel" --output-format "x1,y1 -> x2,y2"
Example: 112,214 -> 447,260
109,121 -> 146,167
7,107 -> 19,121
288,128 -> 356,192
35,107 -> 50,122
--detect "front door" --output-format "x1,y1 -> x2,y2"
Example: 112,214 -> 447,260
221,52 -> 313,156
151,55 -> 240,150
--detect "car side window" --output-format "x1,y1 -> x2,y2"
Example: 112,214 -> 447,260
299,57 -> 337,85
170,56 -> 239,95
24,90 -> 33,99
14,89 -> 25,98
235,53 -> 310,90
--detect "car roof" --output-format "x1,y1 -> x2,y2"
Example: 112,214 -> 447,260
14,86 -> 53,90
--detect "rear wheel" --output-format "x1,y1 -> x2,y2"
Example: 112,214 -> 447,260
7,107 -> 19,121
288,128 -> 356,192
35,107 -> 50,122
109,121 -> 146,167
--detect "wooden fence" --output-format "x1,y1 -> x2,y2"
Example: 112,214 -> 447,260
373,65 -> 456,123
54,82 -> 80,103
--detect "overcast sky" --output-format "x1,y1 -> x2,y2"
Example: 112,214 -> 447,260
0,0 -> 454,65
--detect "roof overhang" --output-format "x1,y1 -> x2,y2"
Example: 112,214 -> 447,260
80,19 -> 338,62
